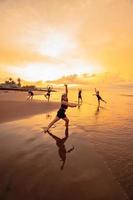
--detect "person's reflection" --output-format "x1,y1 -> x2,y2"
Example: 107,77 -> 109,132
47,127 -> 74,170
78,101 -> 82,110
95,105 -> 100,117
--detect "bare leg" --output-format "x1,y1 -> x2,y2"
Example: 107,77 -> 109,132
78,97 -> 82,104
48,96 -> 50,102
78,98 -> 80,106
98,100 -> 100,106
44,94 -> 47,99
64,126 -> 68,139
101,99 -> 107,103
62,117 -> 69,127
44,116 -> 60,132
29,96 -> 32,101
26,96 -> 30,101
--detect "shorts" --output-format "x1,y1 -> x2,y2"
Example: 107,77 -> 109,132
57,108 -> 66,119
29,92 -> 34,96
97,95 -> 102,100
47,93 -> 50,96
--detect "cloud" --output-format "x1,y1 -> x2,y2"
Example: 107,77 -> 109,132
46,72 -> 128,87
0,47 -> 64,66
0,0 -> 133,81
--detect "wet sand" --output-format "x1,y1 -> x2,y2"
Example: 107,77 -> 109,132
0,100 -> 59,124
0,91 -> 59,123
0,90 -> 132,200
0,115 -> 127,200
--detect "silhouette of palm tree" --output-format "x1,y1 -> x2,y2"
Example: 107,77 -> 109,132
17,78 -> 21,87
9,77 -> 12,83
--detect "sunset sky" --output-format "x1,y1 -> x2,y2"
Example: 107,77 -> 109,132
0,0 -> 133,85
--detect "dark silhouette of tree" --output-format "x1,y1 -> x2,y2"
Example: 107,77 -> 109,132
11,80 -> 15,84
17,78 -> 21,87
9,77 -> 12,83
5,80 -> 10,84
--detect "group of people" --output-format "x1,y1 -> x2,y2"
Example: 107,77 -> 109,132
44,84 -> 107,133
27,85 -> 107,170
26,86 -> 52,101
26,84 -> 107,133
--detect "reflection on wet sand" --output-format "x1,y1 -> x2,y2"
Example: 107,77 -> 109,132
77,102 -> 82,110
0,90 -> 132,200
95,105 -> 100,116
47,127 -> 74,170
94,105 -> 106,118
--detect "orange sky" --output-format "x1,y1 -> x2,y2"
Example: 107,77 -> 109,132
0,0 -> 133,84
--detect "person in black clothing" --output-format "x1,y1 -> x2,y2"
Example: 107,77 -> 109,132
44,84 -> 77,132
27,89 -> 34,101
78,89 -> 82,104
44,86 -> 52,102
47,127 -> 74,170
93,88 -> 107,106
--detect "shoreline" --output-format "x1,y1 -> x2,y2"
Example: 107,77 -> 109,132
0,100 -> 59,124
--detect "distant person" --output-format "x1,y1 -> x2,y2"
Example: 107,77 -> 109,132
44,84 -> 77,133
78,89 -> 82,104
47,127 -> 74,170
93,88 -> 107,106
44,86 -> 52,102
27,89 -> 34,101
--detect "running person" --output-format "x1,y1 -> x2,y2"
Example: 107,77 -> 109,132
44,84 -> 77,132
27,89 -> 34,101
93,88 -> 107,106
44,86 -> 52,102
78,89 -> 82,104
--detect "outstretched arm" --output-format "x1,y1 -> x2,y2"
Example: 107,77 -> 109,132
92,88 -> 97,96
64,84 -> 68,97
67,146 -> 74,153
61,100 -> 77,107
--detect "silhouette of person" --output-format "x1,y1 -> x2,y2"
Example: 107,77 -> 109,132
44,86 -> 52,102
78,89 -> 82,105
44,84 -> 77,133
27,89 -> 34,101
47,127 -> 74,170
93,88 -> 107,106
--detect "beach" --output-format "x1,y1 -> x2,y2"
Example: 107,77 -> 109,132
0,91 -> 59,123
0,90 -> 132,200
